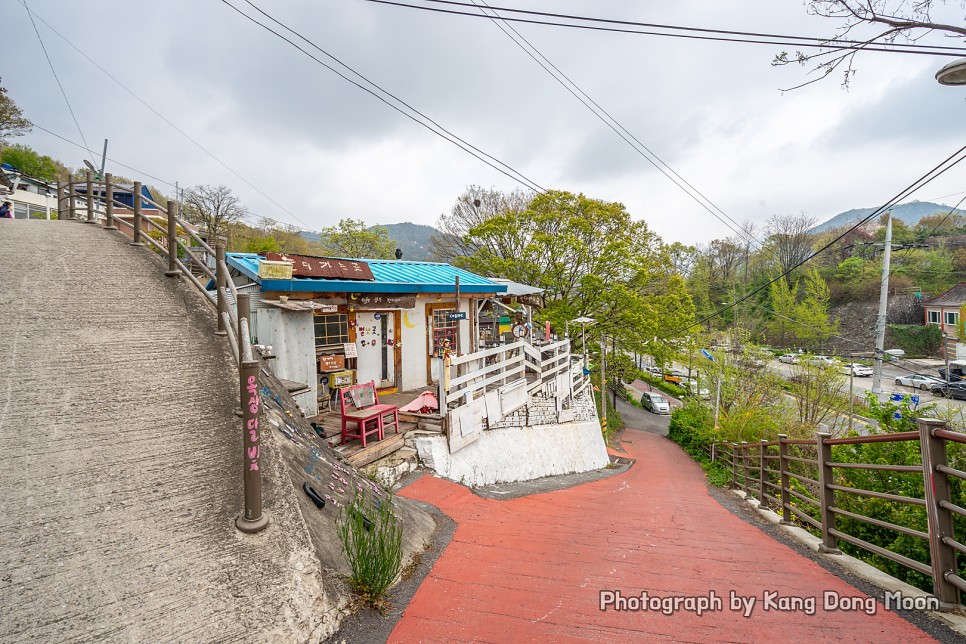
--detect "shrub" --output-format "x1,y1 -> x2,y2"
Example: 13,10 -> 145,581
338,490 -> 403,606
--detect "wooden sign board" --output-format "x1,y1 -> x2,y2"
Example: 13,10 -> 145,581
350,294 -> 417,309
318,354 -> 346,372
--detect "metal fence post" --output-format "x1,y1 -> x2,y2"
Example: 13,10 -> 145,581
164,200 -> 179,276
85,171 -> 96,223
130,181 -> 144,246
237,292 -> 250,345
236,355 -> 268,533
778,434 -> 791,524
103,173 -> 117,230
732,443 -> 739,489
817,431 -> 841,554
741,441 -> 750,495
68,176 -> 76,220
56,181 -> 65,220
918,417 -> 960,610
215,243 -> 227,336
759,439 -> 768,507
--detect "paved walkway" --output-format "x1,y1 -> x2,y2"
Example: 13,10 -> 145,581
0,221 -> 325,642
392,427 -> 936,642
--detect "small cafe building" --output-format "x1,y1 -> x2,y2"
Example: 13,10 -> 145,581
224,252 -> 509,416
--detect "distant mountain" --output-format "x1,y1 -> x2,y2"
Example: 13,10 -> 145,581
812,201 -> 966,233
382,222 -> 438,261
298,222 -> 439,261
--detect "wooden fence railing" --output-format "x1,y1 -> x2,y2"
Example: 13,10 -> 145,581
731,418 -> 966,611
59,175 -> 268,534
437,338 -> 592,452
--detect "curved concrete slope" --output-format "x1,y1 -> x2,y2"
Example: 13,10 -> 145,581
0,221 -> 333,642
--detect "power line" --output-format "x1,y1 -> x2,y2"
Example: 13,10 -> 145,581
29,122 -> 178,188
221,0 -> 545,194
417,0 -> 966,53
18,1 -> 315,232
359,0 -> 966,58
467,0 -> 766,252
21,0 -> 95,162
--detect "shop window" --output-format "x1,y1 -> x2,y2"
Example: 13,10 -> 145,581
431,308 -> 460,356
314,312 -> 348,349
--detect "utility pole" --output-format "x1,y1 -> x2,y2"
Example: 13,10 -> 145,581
600,335 -> 607,433
848,351 -> 854,434
872,212 -> 892,395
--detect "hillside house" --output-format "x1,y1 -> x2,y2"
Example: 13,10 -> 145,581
0,165 -> 56,219
224,252 -> 511,416
923,283 -> 966,359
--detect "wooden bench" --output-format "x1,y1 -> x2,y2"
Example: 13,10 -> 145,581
339,380 -> 399,447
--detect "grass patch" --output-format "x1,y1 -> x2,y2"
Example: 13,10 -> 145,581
338,490 -> 404,609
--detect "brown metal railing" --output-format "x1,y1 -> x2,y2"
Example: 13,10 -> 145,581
731,419 -> 966,610
61,176 -> 268,534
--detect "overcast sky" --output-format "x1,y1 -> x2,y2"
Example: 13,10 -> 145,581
5,0 -> 966,245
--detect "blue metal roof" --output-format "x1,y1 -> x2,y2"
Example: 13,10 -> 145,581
226,253 -> 508,294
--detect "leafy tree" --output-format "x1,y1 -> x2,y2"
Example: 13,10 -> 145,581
763,212 -> 817,277
0,144 -> 66,181
430,185 -> 532,262
244,236 -> 281,253
182,185 -> 249,245
768,276 -> 799,347
776,1 -> 966,88
795,270 -> 837,347
318,218 -> 396,259
0,79 -> 30,144
452,189 -> 694,356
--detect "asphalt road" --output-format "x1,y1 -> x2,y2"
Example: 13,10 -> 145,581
769,359 -> 963,412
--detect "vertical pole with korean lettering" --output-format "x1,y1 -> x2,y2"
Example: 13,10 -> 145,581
236,327 -> 269,533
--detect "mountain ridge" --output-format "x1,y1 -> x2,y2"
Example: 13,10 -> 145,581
812,201 -> 966,233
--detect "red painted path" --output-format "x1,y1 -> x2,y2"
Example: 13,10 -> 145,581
391,428 -> 934,643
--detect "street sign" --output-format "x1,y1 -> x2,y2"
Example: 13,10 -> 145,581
700,349 -> 715,362
889,394 -> 903,402
447,312 -> 467,321
911,395 -> 920,406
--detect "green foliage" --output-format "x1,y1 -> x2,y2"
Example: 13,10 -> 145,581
765,271 -> 836,349
452,189 -> 695,358
888,324 -> 942,357
318,218 -> 396,259
244,235 -> 281,253
639,373 -> 687,399
593,388 -> 622,437
338,490 -> 404,606
0,144 -> 65,181
667,399 -> 732,485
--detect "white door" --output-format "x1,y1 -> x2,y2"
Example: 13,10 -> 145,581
356,312 -> 395,387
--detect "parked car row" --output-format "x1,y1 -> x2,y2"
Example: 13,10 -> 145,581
895,373 -> 945,391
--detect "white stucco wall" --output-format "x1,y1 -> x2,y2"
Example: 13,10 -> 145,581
253,307 -> 318,415
400,305 -> 427,391
414,420 -> 609,487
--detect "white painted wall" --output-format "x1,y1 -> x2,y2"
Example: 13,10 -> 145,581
400,306 -> 427,391
414,420 -> 609,487
254,307 -> 318,415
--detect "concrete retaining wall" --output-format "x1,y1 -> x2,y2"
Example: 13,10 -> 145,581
415,420 -> 609,487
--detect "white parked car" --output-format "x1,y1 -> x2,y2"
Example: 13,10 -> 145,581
841,363 -> 873,377
895,373 -> 945,390
778,354 -> 800,364
641,392 -> 671,414
809,355 -> 839,367
685,379 -> 711,400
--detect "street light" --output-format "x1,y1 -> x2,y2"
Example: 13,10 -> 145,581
936,58 -> 966,86
572,316 -> 595,369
